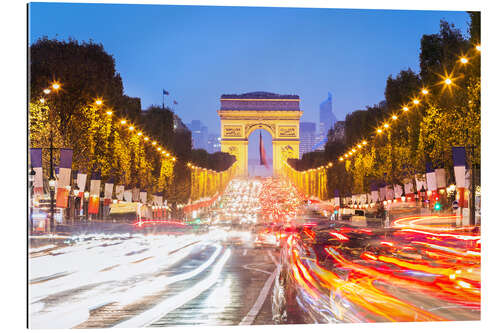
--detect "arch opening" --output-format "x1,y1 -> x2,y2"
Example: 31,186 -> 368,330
247,129 -> 273,178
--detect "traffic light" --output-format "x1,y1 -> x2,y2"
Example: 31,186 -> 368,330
434,202 -> 441,211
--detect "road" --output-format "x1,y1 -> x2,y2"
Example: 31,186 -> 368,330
28,178 -> 481,328
29,231 -> 282,329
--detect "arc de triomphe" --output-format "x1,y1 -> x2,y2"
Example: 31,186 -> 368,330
217,92 -> 303,177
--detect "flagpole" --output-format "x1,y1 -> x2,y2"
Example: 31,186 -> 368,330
162,89 -> 165,110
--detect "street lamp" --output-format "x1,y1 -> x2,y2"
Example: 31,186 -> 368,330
29,167 -> 36,233
48,176 -> 56,233
84,191 -> 90,221
73,186 -> 81,222
419,185 -> 426,208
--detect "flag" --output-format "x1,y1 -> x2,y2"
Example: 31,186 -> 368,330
174,100 -> 178,105
370,183 -> 379,202
30,148 -> 43,195
56,149 -> 73,208
452,146 -> 467,207
76,172 -> 87,198
426,162 -> 437,191
415,174 -> 427,192
163,89 -> 169,95
386,186 -> 394,200
379,183 -> 387,201
403,179 -> 414,195
88,171 -> 101,214
132,187 -> 140,202
435,168 -> 447,189
394,184 -> 403,198
452,147 -> 467,188
104,178 -> 114,206
140,190 -> 147,204
259,131 -> 269,168
124,188 -> 132,202
333,189 -> 340,207
115,185 -> 125,201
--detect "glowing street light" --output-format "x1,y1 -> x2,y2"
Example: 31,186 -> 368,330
413,99 -> 420,105
43,88 -> 51,94
128,126 -> 134,131
475,45 -> 481,52
106,110 -> 113,116
120,119 -> 126,125
152,141 -> 157,146
421,88 -> 429,95
362,140 -> 367,145
51,82 -> 61,90
357,144 -> 362,148
39,98 -> 46,104
444,78 -> 452,85
402,106 -> 409,112
328,162 -> 333,167
383,123 -> 389,129
339,157 -> 344,161
144,137 -> 149,141
460,57 -> 469,64
377,128 -> 383,134
95,99 -> 103,106
172,157 -> 176,161
391,115 -> 398,120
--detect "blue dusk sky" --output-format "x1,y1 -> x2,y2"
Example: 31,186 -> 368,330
28,2 -> 470,136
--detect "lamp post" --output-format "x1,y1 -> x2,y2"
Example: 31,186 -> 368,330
48,175 -> 56,233
84,191 -> 90,221
419,185 -> 426,208
73,186 -> 80,224
29,167 -> 36,234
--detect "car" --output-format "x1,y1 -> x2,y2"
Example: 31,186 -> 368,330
271,223 -> 403,324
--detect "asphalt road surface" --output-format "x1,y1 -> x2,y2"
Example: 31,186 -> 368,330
28,178 -> 480,328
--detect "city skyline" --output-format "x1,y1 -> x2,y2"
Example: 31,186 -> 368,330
29,3 -> 469,134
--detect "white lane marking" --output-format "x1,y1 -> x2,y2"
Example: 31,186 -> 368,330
239,266 -> 278,325
243,249 -> 248,256
114,249 -> 232,328
243,263 -> 271,275
267,250 -> 279,267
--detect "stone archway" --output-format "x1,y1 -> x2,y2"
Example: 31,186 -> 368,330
217,92 -> 303,177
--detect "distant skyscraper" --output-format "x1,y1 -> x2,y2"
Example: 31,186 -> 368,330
187,120 -> 209,150
299,122 -> 316,158
317,92 -> 337,150
207,133 -> 221,153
